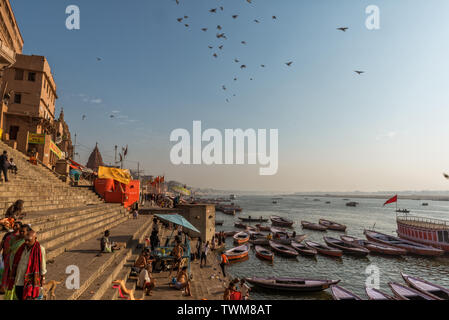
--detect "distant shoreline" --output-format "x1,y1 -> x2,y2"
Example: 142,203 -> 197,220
295,194 -> 449,202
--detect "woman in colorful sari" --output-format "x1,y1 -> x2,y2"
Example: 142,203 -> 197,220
0,221 -> 22,294
3,224 -> 27,300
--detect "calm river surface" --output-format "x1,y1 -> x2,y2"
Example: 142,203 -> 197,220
215,194 -> 449,300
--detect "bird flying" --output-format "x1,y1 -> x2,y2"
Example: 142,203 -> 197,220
241,41 -> 246,45
254,19 -> 260,23
217,25 -> 222,30
177,18 -> 183,22
240,65 -> 246,69
337,27 -> 348,32
285,61 -> 293,66
232,15 -> 238,19
444,173 -> 449,179
82,115 -> 86,120
213,53 -> 218,58
234,58 -> 240,63
272,16 -> 277,20
210,8 -> 217,13
201,28 -> 208,32
354,70 -> 365,75
218,45 -> 223,50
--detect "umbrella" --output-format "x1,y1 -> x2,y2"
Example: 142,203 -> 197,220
154,214 -> 200,233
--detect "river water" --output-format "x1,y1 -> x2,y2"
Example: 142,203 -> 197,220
214,194 -> 449,300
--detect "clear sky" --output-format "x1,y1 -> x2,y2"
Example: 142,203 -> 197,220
10,0 -> 449,192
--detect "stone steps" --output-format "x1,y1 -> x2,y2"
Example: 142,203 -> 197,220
45,216 -> 152,300
80,217 -> 153,300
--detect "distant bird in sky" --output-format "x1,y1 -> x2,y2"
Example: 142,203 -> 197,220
261,64 -> 265,68
213,53 -> 218,58
82,115 -> 86,120
217,25 -> 222,30
184,15 -> 188,19
444,173 -> 449,179
285,61 -> 293,66
208,45 -> 213,49
272,16 -> 277,20
217,33 -> 226,39
234,58 -> 240,63
232,15 -> 238,19
254,19 -> 260,23
247,0 -> 252,3
240,65 -> 246,69
110,115 -> 115,118
184,24 -> 189,27
201,28 -> 208,32
226,98 -> 230,103
337,27 -> 349,32
250,78 -> 254,80
218,45 -> 223,50
222,85 -> 227,91
96,57 -> 102,61
354,70 -> 365,75
177,18 -> 183,22
220,6 -> 224,11
234,77 -> 238,81
210,8 -> 217,13
175,0 -> 179,4
241,41 -> 247,45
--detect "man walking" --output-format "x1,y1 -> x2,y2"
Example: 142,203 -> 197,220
8,230 -> 46,300
0,151 -> 9,182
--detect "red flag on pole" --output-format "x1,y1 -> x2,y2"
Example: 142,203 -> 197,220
383,195 -> 398,206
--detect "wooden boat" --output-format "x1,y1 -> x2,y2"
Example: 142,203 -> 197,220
239,216 -> 269,223
318,219 -> 347,232
301,221 -> 327,232
233,231 -> 250,244
305,241 -> 342,257
323,237 -> 369,256
248,230 -> 266,238
331,285 -> 363,300
256,224 -> 271,232
215,220 -> 224,226
340,235 -> 407,256
249,238 -> 269,246
255,245 -> 274,262
365,287 -> 395,300
364,230 -> 444,256
245,277 -> 340,292
389,282 -> 437,300
401,273 -> 449,300
346,202 -> 358,207
291,241 -> 317,256
277,234 -> 307,245
234,222 -> 247,229
270,215 -> 294,227
224,245 -> 249,261
222,209 -> 236,215
246,226 -> 258,233
269,241 -> 298,257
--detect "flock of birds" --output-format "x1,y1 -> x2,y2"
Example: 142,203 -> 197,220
172,0 -> 365,103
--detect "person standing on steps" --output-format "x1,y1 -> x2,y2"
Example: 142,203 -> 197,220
220,252 -> 229,277
0,151 -> 9,182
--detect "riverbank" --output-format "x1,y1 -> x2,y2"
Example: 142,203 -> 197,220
296,194 -> 449,201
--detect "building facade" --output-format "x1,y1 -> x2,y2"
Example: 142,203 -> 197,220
0,54 -> 63,168
0,0 -> 24,133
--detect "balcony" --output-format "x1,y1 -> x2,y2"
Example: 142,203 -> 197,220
0,39 -> 16,69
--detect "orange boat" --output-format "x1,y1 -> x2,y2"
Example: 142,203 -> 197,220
224,245 -> 249,261
233,231 -> 250,244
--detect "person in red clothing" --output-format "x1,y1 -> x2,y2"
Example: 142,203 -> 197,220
220,253 -> 229,277
223,279 -> 241,300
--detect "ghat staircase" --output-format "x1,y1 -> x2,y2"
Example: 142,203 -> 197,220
0,140 -> 153,300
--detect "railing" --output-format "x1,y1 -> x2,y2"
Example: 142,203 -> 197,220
397,215 -> 449,229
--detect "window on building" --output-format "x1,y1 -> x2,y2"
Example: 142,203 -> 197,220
15,69 -> 24,80
9,126 -> 19,140
28,72 -> 36,82
14,93 -> 21,104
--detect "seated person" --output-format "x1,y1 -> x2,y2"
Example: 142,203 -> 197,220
8,158 -> 17,175
169,266 -> 191,296
100,230 -> 121,253
137,265 -> 155,296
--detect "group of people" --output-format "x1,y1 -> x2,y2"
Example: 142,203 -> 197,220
0,200 -> 25,232
133,249 -> 156,296
0,221 -> 47,300
195,238 -> 210,268
223,278 -> 250,300
0,150 -> 18,183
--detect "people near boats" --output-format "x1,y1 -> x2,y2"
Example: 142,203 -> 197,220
240,279 -> 250,300
100,230 -> 120,253
220,252 -> 229,277
292,231 -> 296,239
267,233 -> 273,241
8,230 -> 46,300
224,279 -> 242,300
200,241 -> 209,267
169,266 -> 191,296
137,264 -> 155,296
